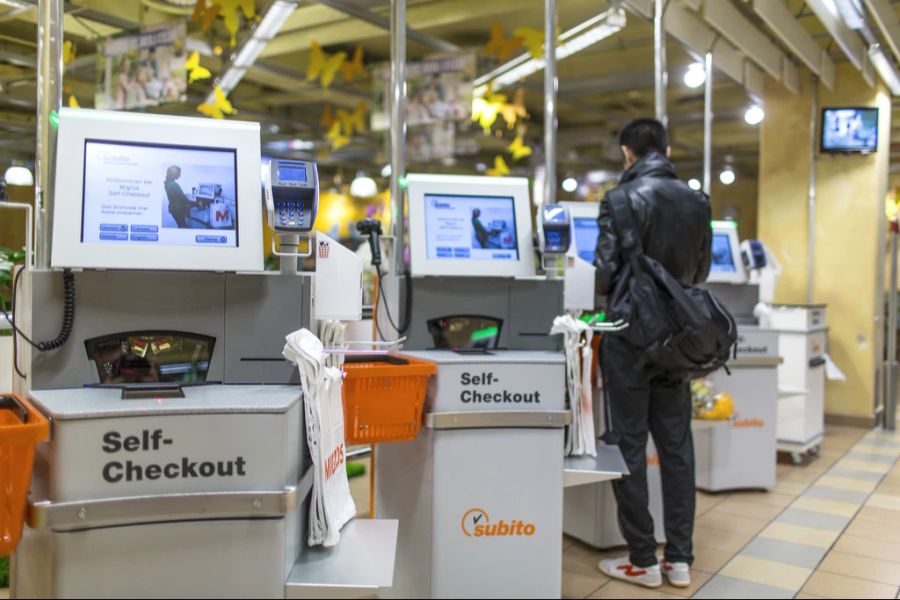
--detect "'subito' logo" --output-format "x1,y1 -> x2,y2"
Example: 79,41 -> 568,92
461,508 -> 536,538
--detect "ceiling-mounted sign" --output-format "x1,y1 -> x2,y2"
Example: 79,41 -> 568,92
95,22 -> 188,112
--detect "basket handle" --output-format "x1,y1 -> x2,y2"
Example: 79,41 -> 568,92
0,395 -> 29,424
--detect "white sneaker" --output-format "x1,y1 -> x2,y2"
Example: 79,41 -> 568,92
598,556 -> 662,589
661,559 -> 691,588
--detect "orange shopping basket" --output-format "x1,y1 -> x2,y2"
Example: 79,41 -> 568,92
0,394 -> 49,554
342,354 -> 437,444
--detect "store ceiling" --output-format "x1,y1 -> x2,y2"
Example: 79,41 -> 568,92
0,0 -> 897,184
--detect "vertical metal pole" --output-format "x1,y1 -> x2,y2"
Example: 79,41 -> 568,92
887,228 -> 898,430
390,0 -> 406,275
654,0 -> 668,127
702,51 -> 713,196
807,76 -> 818,305
35,0 -> 63,270
543,0 -> 557,205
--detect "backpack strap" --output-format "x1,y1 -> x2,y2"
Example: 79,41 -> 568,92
606,187 -> 644,259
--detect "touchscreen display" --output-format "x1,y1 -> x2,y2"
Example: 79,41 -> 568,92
710,232 -> 737,272
424,193 -> 518,261
81,140 -> 238,247
573,217 -> 599,263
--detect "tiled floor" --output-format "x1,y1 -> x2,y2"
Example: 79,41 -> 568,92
560,425 -> 900,599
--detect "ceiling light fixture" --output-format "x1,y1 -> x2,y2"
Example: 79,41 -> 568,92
207,0 -> 299,101
683,63 -> 707,89
688,178 -> 702,191
744,104 -> 766,125
350,173 -> 378,198
561,177 -> 578,193
4,165 -> 33,186
474,8 -> 626,92
719,168 -> 736,186
869,44 -> 900,96
832,0 -> 866,29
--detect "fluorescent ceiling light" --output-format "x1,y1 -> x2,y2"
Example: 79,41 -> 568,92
475,8 -> 626,91
683,63 -> 706,88
833,0 -> 866,29
869,44 -> 900,95
210,0 -> 299,101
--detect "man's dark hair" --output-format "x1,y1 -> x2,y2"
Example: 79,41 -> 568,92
619,118 -> 669,158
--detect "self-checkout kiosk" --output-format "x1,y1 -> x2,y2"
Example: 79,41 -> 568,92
374,175 -> 626,598
10,108 -> 397,598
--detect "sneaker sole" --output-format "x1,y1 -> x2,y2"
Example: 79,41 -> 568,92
598,565 -> 663,589
666,579 -> 691,588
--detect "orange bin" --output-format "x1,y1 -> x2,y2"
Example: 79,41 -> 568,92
342,354 -> 437,444
0,394 -> 49,554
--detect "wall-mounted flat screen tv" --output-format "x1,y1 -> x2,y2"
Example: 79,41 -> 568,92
821,107 -> 878,153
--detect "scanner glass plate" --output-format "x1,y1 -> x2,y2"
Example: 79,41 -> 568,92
85,331 -> 215,384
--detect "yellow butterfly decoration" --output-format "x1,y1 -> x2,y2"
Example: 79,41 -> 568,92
192,0 -> 221,32
486,155 -> 511,177
184,51 -> 212,84
68,95 -> 80,109
63,40 -> 77,66
507,135 -> 532,161
197,86 -> 237,119
472,89 -> 508,134
217,0 -> 256,47
340,44 -> 366,83
307,41 -> 347,89
499,87 -> 528,129
513,27 -> 545,60
325,120 -> 350,151
887,187 -> 900,221
485,23 -> 522,60
336,101 -> 367,137
320,104 -> 336,129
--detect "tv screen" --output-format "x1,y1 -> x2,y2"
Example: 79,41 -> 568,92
821,107 -> 878,153
424,193 -> 519,262
81,139 -> 239,248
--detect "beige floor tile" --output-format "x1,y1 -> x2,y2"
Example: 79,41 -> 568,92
875,483 -> 900,498
819,551 -> 900,586
845,518 -> 900,543
852,444 -> 900,457
817,474 -> 879,493
792,496 -> 862,518
801,570 -> 898,599
562,570 -> 609,599
795,594 -> 828,599
564,535 -> 576,551
695,491 -> 726,516
711,497 -> 786,521
691,544 -> 736,574
835,459 -> 891,474
856,505 -> 900,525
719,554 -> 812,590
774,480 -> 813,496
587,581 -> 683,599
658,567 -> 711,598
757,522 -> 840,549
695,511 -> 769,535
867,493 -> 900,512
692,525 -> 754,553
833,533 -> 900,561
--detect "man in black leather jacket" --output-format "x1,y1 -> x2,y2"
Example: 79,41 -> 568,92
595,119 -> 711,590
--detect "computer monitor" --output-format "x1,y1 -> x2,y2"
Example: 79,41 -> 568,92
561,202 -> 600,264
407,174 -> 535,278
706,220 -> 747,284
51,108 -> 263,272
821,107 -> 878,153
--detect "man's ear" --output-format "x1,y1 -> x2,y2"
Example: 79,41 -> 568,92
666,146 -> 672,158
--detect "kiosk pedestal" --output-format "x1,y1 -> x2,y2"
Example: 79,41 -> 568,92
376,351 -> 568,599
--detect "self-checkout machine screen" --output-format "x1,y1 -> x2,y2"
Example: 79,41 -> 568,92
707,220 -> 747,284
45,108 -> 265,393
407,174 -> 535,350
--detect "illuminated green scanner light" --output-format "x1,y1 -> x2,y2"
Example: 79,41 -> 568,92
470,326 -> 499,342
49,111 -> 60,127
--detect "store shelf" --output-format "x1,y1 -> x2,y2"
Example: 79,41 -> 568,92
285,518 -> 399,599
563,443 -> 628,488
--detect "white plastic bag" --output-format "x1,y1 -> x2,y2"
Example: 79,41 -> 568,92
319,366 -> 357,546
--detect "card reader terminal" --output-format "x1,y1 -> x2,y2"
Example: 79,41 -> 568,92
539,203 -> 571,254
263,159 -> 319,232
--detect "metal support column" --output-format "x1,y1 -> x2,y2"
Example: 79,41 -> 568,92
886,227 -> 898,430
807,76 -> 818,305
654,0 -> 668,127
390,0 -> 406,275
702,50 -> 713,196
543,0 -> 558,205
35,0 -> 63,269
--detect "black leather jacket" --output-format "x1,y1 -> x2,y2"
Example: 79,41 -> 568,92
595,151 -> 712,294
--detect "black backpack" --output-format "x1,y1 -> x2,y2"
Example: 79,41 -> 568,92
605,188 -> 737,377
